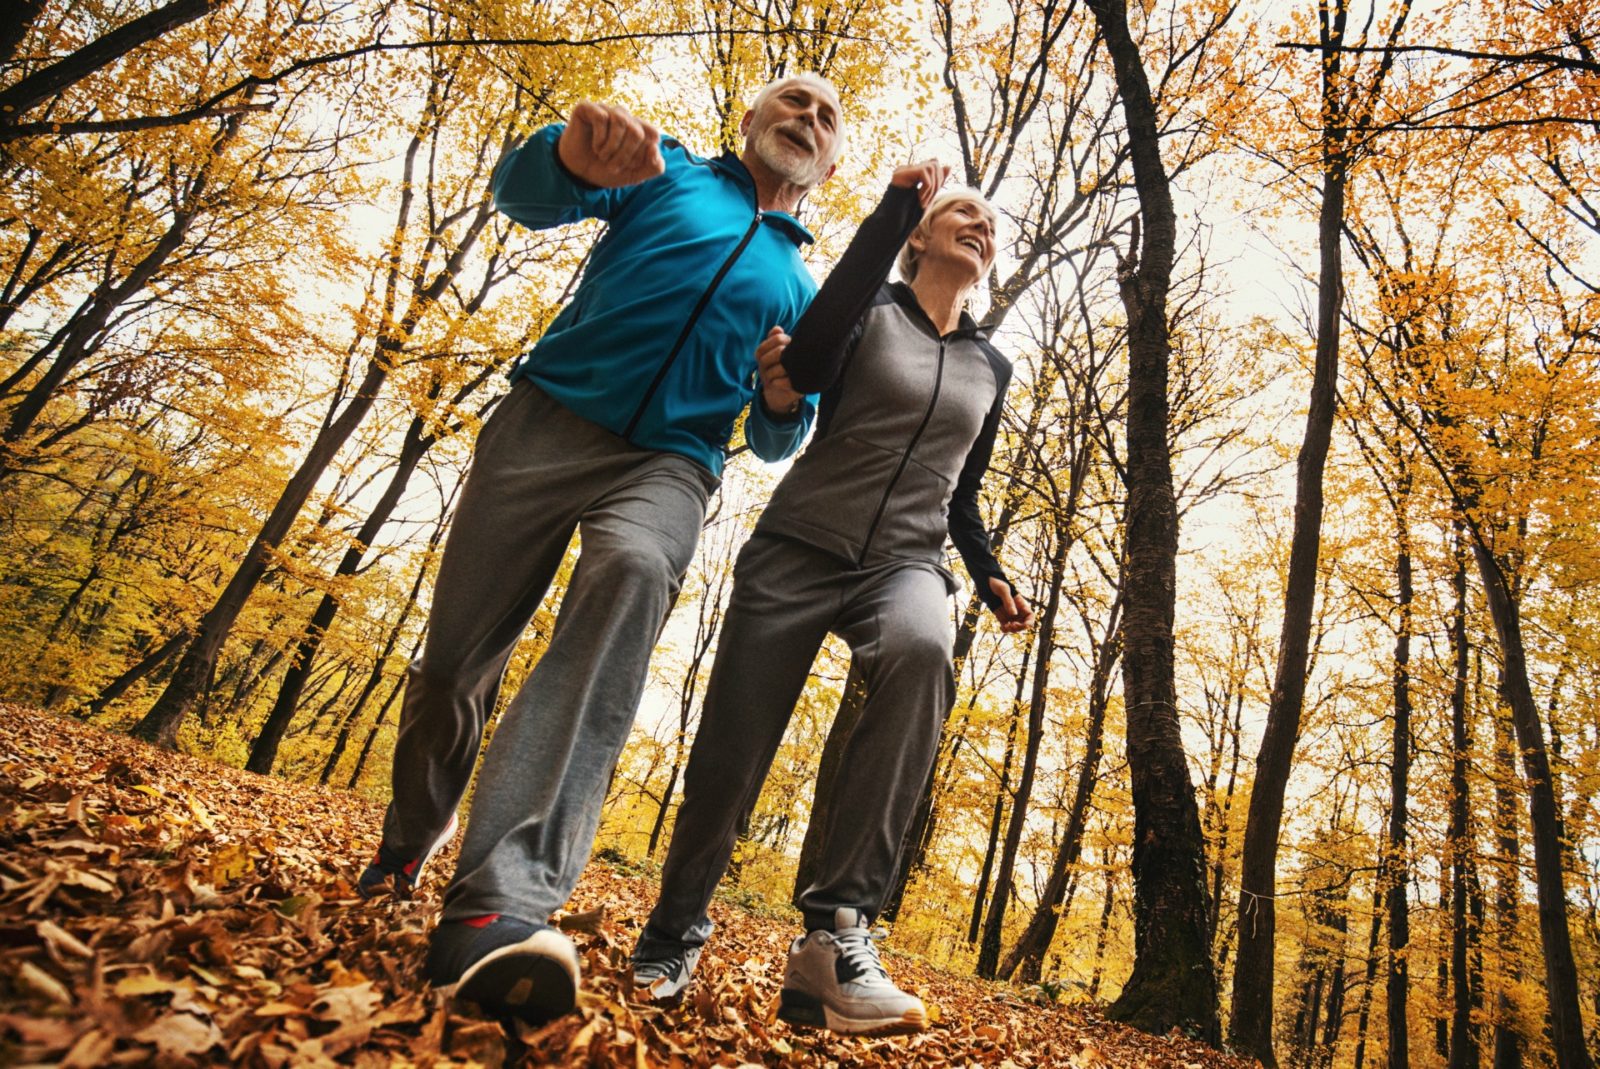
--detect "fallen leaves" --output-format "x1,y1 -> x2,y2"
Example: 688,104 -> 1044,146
0,704 -> 1259,1067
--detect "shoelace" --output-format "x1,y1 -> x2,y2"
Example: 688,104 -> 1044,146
832,927 -> 892,982
636,956 -> 683,980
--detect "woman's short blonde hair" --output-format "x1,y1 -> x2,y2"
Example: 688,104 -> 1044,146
896,188 -> 999,283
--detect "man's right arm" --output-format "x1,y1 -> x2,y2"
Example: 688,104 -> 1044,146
492,102 -> 667,230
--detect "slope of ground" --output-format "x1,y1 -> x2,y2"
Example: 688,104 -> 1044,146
0,704 -> 1255,1067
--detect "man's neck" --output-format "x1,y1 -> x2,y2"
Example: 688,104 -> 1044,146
739,150 -> 808,214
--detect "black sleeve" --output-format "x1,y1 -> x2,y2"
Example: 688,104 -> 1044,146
782,183 -> 924,395
949,353 -> 1013,610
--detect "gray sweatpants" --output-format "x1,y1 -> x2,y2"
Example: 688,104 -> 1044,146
381,381 -> 717,924
637,533 -> 956,957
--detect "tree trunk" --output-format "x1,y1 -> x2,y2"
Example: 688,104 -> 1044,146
83,629 -> 188,720
970,657 -> 1028,945
1086,0 -> 1218,1039
1229,83 -> 1349,1069
1448,532 -> 1480,1069
975,533 -> 1066,979
1388,535 -> 1413,1069
1490,687 -> 1524,1069
1471,544 -> 1592,1069
1088,855 -> 1118,1001
245,420 -> 434,773
132,146 -> 499,747
998,597 -> 1121,981
1352,860 -> 1387,1069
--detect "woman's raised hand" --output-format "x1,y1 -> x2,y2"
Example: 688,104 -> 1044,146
889,159 -> 951,209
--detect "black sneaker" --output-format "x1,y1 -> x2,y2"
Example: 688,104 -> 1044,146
357,814 -> 458,900
425,913 -> 581,1023
631,943 -> 702,1002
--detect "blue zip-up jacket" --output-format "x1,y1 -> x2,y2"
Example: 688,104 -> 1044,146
491,124 -> 819,476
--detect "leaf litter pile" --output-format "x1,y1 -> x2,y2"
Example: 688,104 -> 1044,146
0,705 -> 1257,1067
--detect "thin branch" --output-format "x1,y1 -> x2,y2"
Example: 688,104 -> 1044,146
1,27 -> 874,142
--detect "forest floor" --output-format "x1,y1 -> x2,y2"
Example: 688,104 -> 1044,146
0,704 -> 1257,1068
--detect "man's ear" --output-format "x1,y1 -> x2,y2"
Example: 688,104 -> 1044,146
818,160 -> 838,185
739,109 -> 754,138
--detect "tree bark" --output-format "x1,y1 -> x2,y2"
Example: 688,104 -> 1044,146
1352,859 -> 1387,1069
1086,0 -> 1218,1040
1490,686 -> 1524,1069
0,0 -> 216,125
1228,71 -> 1349,1069
1448,532 -> 1480,1069
1471,544 -> 1592,1069
1388,534 -> 1413,1069
975,532 -> 1066,979
131,118 -> 500,747
998,597 -> 1121,981
245,418 -> 435,773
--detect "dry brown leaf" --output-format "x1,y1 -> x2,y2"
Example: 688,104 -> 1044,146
312,980 -> 383,1024
133,1011 -> 223,1057
15,960 -> 74,1005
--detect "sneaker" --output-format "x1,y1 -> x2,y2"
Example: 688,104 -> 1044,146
425,914 -> 580,1023
357,813 -> 458,900
631,943 -> 702,1002
777,908 -> 927,1035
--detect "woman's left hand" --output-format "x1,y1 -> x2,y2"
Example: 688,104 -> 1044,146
757,325 -> 804,416
988,577 -> 1034,633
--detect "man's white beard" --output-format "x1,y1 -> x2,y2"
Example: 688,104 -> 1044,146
752,121 -> 827,188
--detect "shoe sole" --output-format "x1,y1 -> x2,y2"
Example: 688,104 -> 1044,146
633,976 -> 689,1005
777,988 -> 928,1036
445,930 -> 581,1024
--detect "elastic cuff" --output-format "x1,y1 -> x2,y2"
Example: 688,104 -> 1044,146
756,391 -> 805,424
976,574 -> 1010,611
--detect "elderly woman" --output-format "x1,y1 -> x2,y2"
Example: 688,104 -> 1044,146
631,166 -> 1032,1035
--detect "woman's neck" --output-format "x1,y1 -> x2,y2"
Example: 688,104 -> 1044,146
909,267 -> 975,336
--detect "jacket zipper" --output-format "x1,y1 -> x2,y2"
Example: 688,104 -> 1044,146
857,337 -> 946,566
623,209 -> 764,440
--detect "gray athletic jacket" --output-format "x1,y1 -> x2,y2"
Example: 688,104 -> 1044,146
754,185 -> 1014,609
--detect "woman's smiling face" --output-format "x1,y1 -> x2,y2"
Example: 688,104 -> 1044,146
912,194 -> 998,282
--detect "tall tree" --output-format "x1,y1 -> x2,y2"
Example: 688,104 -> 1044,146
1084,0 -> 1222,1040
132,42 -> 521,746
1229,2 -> 1412,1061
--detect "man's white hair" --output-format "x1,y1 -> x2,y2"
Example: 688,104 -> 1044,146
749,72 -> 847,167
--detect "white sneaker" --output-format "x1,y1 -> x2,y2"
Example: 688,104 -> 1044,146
777,908 -> 927,1035
631,944 -> 702,1002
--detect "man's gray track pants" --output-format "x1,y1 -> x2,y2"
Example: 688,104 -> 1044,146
380,380 -> 717,924
637,532 -> 956,956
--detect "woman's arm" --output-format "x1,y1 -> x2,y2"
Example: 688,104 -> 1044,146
949,355 -> 1014,610
781,161 -> 947,394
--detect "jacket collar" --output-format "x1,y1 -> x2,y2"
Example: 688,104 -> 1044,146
888,281 -> 988,340
709,151 -> 814,246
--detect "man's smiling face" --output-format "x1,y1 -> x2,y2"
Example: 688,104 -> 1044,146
744,79 -> 842,190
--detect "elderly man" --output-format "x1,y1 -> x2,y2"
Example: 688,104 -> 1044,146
357,75 -> 844,1023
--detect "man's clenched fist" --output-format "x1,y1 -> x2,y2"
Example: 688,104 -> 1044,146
558,101 -> 666,189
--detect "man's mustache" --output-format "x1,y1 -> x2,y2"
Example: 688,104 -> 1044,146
770,120 -> 817,153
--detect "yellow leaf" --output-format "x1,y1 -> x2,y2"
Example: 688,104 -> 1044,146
205,842 -> 254,886
115,973 -> 193,998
